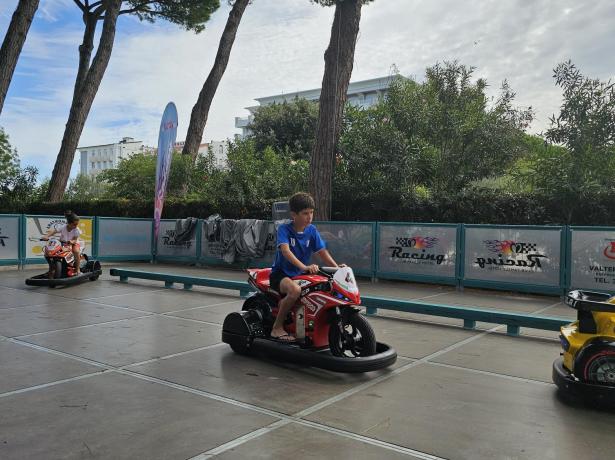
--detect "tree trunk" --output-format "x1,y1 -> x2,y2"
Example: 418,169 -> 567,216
182,0 -> 250,160
309,0 -> 362,221
0,0 -> 40,115
74,15 -> 98,100
46,0 -> 122,202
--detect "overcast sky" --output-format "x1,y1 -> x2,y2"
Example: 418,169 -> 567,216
0,0 -> 614,179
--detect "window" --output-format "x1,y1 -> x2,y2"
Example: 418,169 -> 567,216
91,162 -> 95,169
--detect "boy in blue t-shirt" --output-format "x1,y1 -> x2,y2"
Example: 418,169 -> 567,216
270,192 -> 342,342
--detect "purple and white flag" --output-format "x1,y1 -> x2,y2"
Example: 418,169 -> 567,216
153,102 -> 178,252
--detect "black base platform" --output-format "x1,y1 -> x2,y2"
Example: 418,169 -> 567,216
25,270 -> 102,287
553,357 -> 615,406
223,331 -> 397,373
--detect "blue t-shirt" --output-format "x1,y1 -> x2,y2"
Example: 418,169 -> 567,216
271,223 -> 326,277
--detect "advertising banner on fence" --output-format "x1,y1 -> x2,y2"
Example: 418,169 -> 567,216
153,102 -> 178,252
463,227 -> 561,286
25,216 -> 93,260
319,223 -> 374,273
156,220 -> 197,258
569,229 -> 615,290
378,224 -> 456,278
0,216 -> 19,261
97,219 -> 152,257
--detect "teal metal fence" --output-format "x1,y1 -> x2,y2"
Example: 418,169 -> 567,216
4,213 -> 615,295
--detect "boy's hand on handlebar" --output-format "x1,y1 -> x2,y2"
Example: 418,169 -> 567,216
305,264 -> 319,274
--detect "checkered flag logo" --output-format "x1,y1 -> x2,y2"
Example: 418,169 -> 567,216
395,236 -> 438,248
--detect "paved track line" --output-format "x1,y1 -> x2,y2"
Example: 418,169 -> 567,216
188,420 -> 291,459
120,342 -> 226,369
425,361 -> 553,386
12,313 -> 154,338
0,371 -> 104,399
13,298 -> 238,339
79,288 -> 168,301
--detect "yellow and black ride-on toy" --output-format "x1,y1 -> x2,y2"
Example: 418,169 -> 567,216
553,290 -> 615,405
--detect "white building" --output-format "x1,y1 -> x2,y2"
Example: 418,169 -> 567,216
78,137 -> 144,176
173,140 -> 229,169
235,76 -> 398,138
208,140 -> 229,169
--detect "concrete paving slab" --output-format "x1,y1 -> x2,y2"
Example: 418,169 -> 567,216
92,289 -> 238,314
430,333 -> 561,382
21,315 -> 222,367
0,300 -> 147,337
167,300 -> 244,324
0,340 -> 101,394
307,363 -> 615,460
127,345 -> 410,415
34,279 -> 162,301
0,371 -> 276,460
0,287 -> 60,309
214,422 -> 420,460
367,315 -> 479,359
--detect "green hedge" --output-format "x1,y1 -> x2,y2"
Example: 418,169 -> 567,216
3,190 -> 615,225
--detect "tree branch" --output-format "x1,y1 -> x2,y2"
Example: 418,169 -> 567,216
119,1 -> 156,15
73,0 -> 86,12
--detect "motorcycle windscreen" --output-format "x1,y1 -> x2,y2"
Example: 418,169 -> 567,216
333,267 -> 359,294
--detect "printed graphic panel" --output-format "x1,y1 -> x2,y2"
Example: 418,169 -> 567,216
570,229 -> 615,290
156,220 -> 197,258
378,224 -> 456,277
26,216 -> 93,260
464,227 -> 561,286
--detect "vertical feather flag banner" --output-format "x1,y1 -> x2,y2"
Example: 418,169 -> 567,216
153,102 -> 178,256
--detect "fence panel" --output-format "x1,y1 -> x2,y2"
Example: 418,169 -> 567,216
315,221 -> 375,276
0,214 -> 20,266
23,215 -> 94,264
462,225 -> 564,294
376,223 -> 458,284
97,217 -> 152,260
568,226 -> 615,293
155,219 -> 199,261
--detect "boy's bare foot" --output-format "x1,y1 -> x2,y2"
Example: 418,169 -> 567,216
270,330 -> 296,342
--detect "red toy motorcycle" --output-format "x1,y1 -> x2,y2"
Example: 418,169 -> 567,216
25,238 -> 102,287
222,266 -> 397,373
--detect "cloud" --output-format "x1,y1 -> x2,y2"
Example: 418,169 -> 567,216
0,0 -> 614,180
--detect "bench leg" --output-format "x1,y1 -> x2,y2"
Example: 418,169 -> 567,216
164,281 -> 174,288
183,284 -> 193,290
365,307 -> 377,315
506,325 -> 520,336
463,319 -> 476,330
119,276 -> 128,283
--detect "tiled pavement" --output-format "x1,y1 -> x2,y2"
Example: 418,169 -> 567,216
1,263 -> 613,460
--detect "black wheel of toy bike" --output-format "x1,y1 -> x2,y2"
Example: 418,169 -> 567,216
329,311 -> 377,358
90,260 -> 101,281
